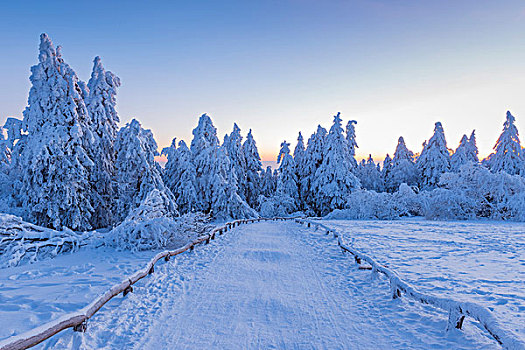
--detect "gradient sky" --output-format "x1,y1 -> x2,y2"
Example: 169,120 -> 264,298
1,0 -> 525,162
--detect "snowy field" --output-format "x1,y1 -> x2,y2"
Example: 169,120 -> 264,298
0,221 -> 505,349
322,218 -> 525,340
0,247 -> 158,342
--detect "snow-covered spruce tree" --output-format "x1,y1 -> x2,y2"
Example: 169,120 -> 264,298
382,154 -> 393,191
86,56 -> 121,228
271,140 -> 299,214
388,136 -> 418,192
345,119 -> 359,170
467,130 -> 479,163
18,34 -> 95,230
293,132 -> 308,210
260,166 -> 276,197
242,129 -> 263,209
302,125 -> 327,212
114,119 -> 177,222
190,114 -> 255,219
450,133 -> 478,172
162,139 -> 198,214
485,111 -> 523,176
223,123 -> 247,200
190,114 -> 221,212
416,122 -> 451,189
356,155 -> 384,192
312,113 -> 360,215
210,145 -> 258,220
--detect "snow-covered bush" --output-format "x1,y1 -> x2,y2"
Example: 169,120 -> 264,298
391,183 -> 424,217
422,163 -> 525,220
326,190 -> 398,220
106,189 -> 200,251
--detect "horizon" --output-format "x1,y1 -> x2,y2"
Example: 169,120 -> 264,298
1,1 -> 525,162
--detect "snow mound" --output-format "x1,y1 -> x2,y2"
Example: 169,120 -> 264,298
106,189 -> 212,251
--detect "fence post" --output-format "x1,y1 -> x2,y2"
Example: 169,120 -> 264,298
447,307 -> 465,331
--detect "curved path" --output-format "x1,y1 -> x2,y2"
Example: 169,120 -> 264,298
46,222 -> 497,349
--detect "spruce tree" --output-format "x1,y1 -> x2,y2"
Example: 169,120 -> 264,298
312,113 -> 360,215
382,154 -> 393,191
467,130 -> 479,164
345,120 -> 358,169
389,136 -> 418,192
261,166 -> 276,197
162,139 -> 199,214
486,111 -> 523,175
18,34 -> 95,230
242,129 -> 263,209
223,123 -> 247,200
416,122 -> 451,189
274,140 -> 298,213
190,114 -> 220,212
450,135 -> 470,172
114,119 -> 176,222
303,125 -> 327,211
86,56 -> 121,228
293,132 -> 308,210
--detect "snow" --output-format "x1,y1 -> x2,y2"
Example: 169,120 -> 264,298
320,218 -> 525,342
0,220 -> 512,349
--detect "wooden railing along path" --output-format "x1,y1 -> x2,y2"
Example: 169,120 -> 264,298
0,217 -> 295,350
295,218 -> 524,350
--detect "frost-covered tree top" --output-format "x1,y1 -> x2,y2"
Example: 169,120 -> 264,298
18,33 -> 95,230
345,120 -> 358,168
114,119 -> 176,221
486,111 -> 523,175
312,113 -> 359,214
417,122 -> 451,189
392,136 -> 414,164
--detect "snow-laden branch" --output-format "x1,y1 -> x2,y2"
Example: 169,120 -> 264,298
296,219 -> 524,350
0,217 -> 295,350
0,214 -> 99,268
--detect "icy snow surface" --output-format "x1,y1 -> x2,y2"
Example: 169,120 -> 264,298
322,218 -> 525,341
29,221 -> 500,349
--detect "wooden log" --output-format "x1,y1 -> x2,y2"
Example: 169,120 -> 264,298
73,320 -> 87,333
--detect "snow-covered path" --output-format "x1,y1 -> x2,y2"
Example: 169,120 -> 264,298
48,221 -> 496,349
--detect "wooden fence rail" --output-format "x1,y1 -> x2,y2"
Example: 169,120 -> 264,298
0,217 -> 296,350
295,218 -> 524,350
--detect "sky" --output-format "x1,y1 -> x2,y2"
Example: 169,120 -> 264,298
1,0 -> 525,162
